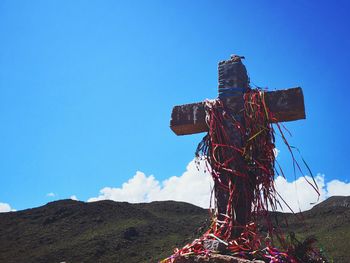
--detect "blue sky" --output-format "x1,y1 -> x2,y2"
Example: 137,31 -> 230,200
0,0 -> 349,211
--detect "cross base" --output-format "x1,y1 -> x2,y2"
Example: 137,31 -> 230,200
172,254 -> 265,263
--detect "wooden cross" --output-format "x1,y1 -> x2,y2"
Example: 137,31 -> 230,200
169,55 -> 306,238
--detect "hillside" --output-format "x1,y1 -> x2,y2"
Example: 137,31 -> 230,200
0,197 -> 349,263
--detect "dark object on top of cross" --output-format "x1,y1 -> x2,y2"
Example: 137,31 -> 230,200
218,55 -> 249,98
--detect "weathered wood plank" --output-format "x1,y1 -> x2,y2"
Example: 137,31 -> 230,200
170,87 -> 305,135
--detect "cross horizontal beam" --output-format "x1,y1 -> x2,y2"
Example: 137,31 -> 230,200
170,87 -> 305,136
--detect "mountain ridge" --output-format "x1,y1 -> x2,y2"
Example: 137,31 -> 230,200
0,197 -> 349,263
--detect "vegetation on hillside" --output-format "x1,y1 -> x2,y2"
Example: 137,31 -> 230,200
0,196 -> 348,263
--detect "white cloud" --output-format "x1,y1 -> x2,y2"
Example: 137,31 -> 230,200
88,159 -> 349,212
0,202 -> 15,213
274,174 -> 327,212
326,180 -> 350,196
70,195 -> 78,201
148,159 -> 213,208
46,192 -> 56,197
88,171 -> 161,203
88,159 -> 213,208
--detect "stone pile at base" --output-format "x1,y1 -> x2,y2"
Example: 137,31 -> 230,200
172,254 -> 265,263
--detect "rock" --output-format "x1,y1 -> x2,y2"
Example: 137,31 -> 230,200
172,254 -> 265,263
202,239 -> 227,253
